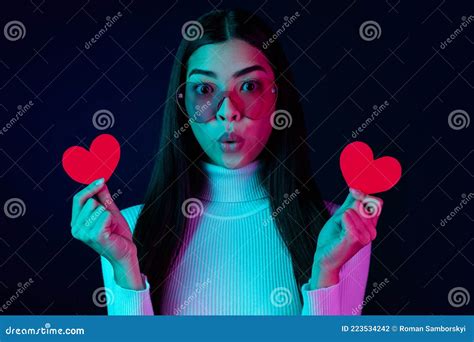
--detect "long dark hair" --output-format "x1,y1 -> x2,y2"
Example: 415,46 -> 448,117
133,8 -> 330,314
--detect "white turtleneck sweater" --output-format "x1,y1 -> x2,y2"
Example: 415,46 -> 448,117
100,159 -> 371,315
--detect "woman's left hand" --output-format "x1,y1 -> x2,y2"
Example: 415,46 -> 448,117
309,188 -> 383,289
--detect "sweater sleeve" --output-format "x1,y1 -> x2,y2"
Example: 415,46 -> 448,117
300,242 -> 371,315
99,204 -> 154,315
300,201 -> 372,315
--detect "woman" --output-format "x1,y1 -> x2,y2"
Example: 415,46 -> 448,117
70,9 -> 382,315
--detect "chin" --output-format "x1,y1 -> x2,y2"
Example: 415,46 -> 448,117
220,153 -> 247,169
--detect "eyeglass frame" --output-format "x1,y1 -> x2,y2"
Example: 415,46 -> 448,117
175,78 -> 279,122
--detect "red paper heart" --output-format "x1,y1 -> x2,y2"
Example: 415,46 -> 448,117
340,141 -> 401,194
62,134 -> 120,185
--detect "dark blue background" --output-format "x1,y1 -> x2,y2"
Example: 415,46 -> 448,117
0,0 -> 472,314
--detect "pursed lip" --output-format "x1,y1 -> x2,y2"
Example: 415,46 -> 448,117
217,132 -> 244,143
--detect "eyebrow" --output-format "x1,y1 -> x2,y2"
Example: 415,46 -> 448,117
233,65 -> 267,78
188,65 -> 267,78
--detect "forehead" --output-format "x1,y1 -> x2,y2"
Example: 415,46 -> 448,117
186,39 -> 274,79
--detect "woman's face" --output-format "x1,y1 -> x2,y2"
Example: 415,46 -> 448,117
185,39 -> 276,169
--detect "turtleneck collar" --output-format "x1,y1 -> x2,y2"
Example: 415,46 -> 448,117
196,159 -> 269,203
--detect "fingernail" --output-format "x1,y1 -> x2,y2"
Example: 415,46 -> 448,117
350,188 -> 363,198
95,178 -> 104,185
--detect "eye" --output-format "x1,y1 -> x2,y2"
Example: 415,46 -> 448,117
240,80 -> 260,93
194,83 -> 214,95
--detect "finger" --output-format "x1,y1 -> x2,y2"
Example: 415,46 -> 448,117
83,204 -> 107,229
76,198 -> 100,227
80,208 -> 110,247
71,178 -> 105,226
353,203 -> 377,240
95,184 -> 120,214
333,190 -> 357,217
351,197 -> 380,241
367,221 -> 377,240
71,203 -> 102,242
343,208 -> 370,244
349,187 -> 368,200
341,209 -> 360,241
347,208 -> 371,245
88,209 -> 113,246
341,209 -> 368,251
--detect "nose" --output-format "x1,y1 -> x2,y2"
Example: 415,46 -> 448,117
216,97 -> 241,122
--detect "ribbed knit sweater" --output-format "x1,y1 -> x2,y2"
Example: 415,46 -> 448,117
100,159 -> 371,315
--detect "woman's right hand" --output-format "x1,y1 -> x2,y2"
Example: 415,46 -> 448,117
70,178 -> 145,290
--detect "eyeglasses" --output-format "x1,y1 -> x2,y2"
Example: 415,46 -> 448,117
176,78 -> 278,123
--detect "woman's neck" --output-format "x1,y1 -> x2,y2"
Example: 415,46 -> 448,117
197,159 -> 269,203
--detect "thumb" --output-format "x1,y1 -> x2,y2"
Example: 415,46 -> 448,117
96,184 -> 120,214
332,189 -> 357,218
